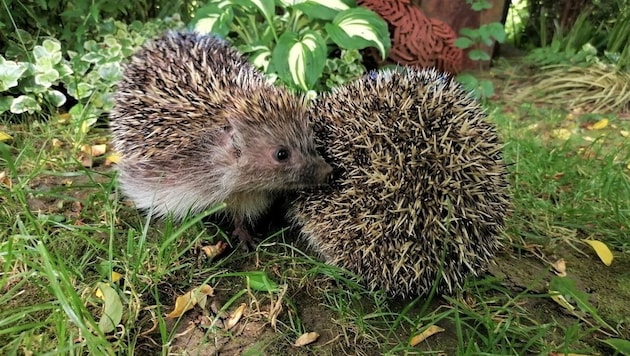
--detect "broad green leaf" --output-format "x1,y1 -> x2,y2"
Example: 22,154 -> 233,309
192,3 -> 234,37
249,45 -> 272,71
33,45 -> 62,66
549,276 -> 615,332
67,82 -> 93,100
292,0 -> 354,20
582,239 -> 613,266
96,282 -> 123,334
10,95 -> 41,114
469,49 -> 491,61
0,96 -> 12,114
272,30 -> 326,90
81,52 -> 103,64
56,63 -> 73,78
235,0 -> 275,25
34,68 -> 59,87
45,89 -> 67,107
97,62 -> 122,82
454,37 -> 475,49
602,338 -> 630,355
326,8 -> 391,59
42,38 -> 62,54
0,59 -> 29,91
245,271 -> 279,292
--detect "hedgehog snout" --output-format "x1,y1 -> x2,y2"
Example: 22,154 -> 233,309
310,156 -> 333,185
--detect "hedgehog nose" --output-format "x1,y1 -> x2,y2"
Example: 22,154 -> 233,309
315,158 -> 333,185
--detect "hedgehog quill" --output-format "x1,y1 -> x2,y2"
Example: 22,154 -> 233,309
290,68 -> 511,296
110,32 -> 332,248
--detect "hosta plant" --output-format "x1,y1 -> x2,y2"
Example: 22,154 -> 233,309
191,0 -> 391,91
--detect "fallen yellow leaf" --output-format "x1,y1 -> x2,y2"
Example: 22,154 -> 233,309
549,291 -> 575,311
225,303 -> 246,330
582,239 -> 613,266
409,325 -> 445,346
165,284 -> 214,318
294,332 -> 320,347
620,130 -> 630,138
111,272 -> 123,283
591,118 -> 609,130
0,131 -> 13,141
105,152 -> 122,165
51,138 -> 63,148
90,144 -> 107,157
551,128 -> 571,140
0,171 -> 11,188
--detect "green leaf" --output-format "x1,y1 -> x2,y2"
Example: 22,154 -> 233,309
81,52 -> 103,64
67,82 -> 93,100
459,27 -> 479,40
97,62 -> 122,82
468,49 -> 491,61
34,68 -> 59,87
96,282 -> 123,334
33,44 -> 62,66
549,276 -> 615,332
236,0 -> 275,24
292,0 -> 354,20
249,45 -> 272,71
272,30 -> 327,90
486,22 -> 506,43
454,37 -> 475,49
0,96 -> 12,114
326,7 -> 391,59
10,95 -> 41,114
478,79 -> 495,98
602,338 -> 630,355
42,38 -> 62,54
0,58 -> 29,91
244,271 -> 279,292
45,89 -> 67,107
192,3 -> 234,37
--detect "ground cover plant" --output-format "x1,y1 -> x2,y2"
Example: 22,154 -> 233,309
2,1 -> 630,355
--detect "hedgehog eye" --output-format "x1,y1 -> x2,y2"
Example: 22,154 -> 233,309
274,147 -> 291,162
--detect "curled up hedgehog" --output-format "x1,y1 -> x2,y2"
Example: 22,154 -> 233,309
110,32 -> 332,248
289,68 -> 511,296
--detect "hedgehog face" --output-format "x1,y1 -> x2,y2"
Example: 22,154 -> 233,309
222,92 -> 333,192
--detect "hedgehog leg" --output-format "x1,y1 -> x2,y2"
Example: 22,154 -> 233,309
232,217 -> 257,251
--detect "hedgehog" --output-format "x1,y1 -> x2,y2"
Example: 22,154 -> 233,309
289,68 -> 510,296
110,31 -> 332,248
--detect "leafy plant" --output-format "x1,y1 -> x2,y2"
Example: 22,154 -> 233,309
454,0 -> 506,100
1,15 -> 184,131
191,0 -> 391,91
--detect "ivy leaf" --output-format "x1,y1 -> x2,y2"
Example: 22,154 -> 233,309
42,38 -> 62,55
97,62 -> 122,82
0,58 -> 29,91
44,89 -> 67,107
326,7 -> 391,59
272,30 -> 326,91
34,68 -> 59,87
292,0 -> 353,20
10,95 -> 41,114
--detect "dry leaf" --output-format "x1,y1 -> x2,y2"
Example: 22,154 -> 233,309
90,144 -> 107,157
52,138 -> 63,148
551,259 -> 567,277
105,152 -> 122,165
549,291 -> 575,311
410,325 -> 445,346
590,118 -> 609,130
111,272 -> 123,283
0,171 -> 12,188
294,332 -> 320,347
0,131 -> 13,141
165,284 -> 214,318
57,113 -> 71,123
225,303 -> 246,330
620,130 -> 630,138
202,241 -> 228,260
551,172 -> 565,180
582,239 -> 613,266
551,128 -> 571,140
79,153 -> 93,168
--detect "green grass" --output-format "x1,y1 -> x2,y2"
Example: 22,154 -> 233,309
2,68 -> 630,355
